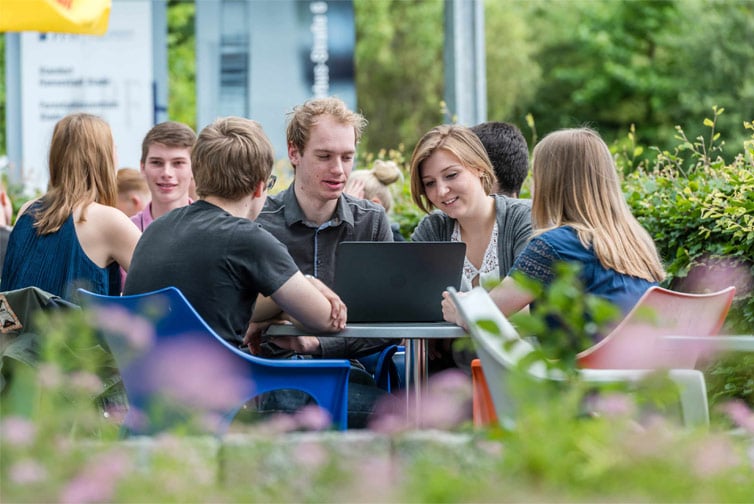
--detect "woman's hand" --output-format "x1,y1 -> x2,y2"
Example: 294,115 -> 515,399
442,290 -> 468,331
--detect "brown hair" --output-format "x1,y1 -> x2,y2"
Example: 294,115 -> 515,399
409,124 -> 496,214
140,121 -> 196,164
192,117 -> 274,200
116,168 -> 149,195
34,113 -> 117,234
531,128 -> 665,282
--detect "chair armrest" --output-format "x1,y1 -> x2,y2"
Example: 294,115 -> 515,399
662,335 -> 754,353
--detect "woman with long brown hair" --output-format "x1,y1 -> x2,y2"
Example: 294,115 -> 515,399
2,113 -> 140,300
442,127 -> 665,340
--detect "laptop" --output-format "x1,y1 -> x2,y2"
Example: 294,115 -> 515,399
333,241 -> 466,323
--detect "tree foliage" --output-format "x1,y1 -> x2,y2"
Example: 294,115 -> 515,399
167,0 -> 196,129
353,0 -> 445,157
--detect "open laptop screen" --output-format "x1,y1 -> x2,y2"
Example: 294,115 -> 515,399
333,241 -> 466,323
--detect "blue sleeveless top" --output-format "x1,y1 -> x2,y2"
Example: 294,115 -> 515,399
1,202 -> 120,301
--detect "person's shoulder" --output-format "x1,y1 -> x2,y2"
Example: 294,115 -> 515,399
342,193 -> 389,224
342,193 -> 385,214
259,188 -> 287,214
537,226 -> 579,247
494,194 -> 532,212
412,209 -> 451,240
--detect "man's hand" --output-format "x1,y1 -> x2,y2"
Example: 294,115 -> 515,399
268,335 -> 322,355
243,318 -> 286,354
305,275 -> 347,330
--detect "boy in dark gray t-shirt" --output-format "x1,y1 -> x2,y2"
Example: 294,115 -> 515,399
125,117 -> 346,347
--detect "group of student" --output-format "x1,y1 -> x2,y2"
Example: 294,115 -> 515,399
0,96 -> 665,427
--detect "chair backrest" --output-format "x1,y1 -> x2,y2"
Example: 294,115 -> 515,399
79,286 -> 354,434
577,286 -> 736,369
449,287 -> 558,429
79,286 -> 264,434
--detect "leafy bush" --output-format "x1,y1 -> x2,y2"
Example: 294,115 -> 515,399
621,109 -> 754,333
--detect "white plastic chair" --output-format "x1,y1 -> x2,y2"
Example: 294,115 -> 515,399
448,287 -> 710,430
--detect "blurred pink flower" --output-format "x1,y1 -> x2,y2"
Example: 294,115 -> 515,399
419,369 -> 472,429
146,339 -> 253,412
1,416 -> 37,447
69,371 -> 103,395
369,394 -> 411,433
691,435 -> 740,478
256,413 -> 299,435
37,363 -> 63,389
294,405 -> 332,431
102,403 -> 128,425
94,306 -> 155,351
9,459 -> 47,485
294,440 -> 329,468
60,450 -> 132,504
722,400 -> 754,433
587,393 -> 637,418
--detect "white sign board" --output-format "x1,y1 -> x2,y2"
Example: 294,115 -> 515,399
19,0 -> 153,193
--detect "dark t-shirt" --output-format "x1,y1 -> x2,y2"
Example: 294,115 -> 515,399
124,200 -> 299,347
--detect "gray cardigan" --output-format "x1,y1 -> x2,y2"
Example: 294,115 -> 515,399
410,194 -> 533,281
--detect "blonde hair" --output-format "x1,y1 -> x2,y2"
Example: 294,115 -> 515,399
348,160 -> 402,212
286,97 -> 367,156
531,128 -> 665,282
409,124 -> 496,214
192,117 -> 274,200
34,113 -> 117,234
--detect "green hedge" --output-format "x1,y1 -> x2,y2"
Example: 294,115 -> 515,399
621,113 -> 754,333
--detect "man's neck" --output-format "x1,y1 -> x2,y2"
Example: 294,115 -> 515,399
293,185 -> 339,226
204,195 -> 254,220
150,198 -> 188,220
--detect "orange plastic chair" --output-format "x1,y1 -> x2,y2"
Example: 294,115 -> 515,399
577,286 -> 736,369
471,358 -> 498,426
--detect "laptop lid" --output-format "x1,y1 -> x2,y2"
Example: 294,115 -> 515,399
333,241 -> 466,323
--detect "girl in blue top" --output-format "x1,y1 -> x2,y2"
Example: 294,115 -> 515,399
1,113 -> 141,300
442,128 -> 665,335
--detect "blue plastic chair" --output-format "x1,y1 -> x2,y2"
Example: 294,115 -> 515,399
78,287 -> 351,435
359,344 -> 404,392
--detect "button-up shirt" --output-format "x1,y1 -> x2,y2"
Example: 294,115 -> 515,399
256,185 -> 396,358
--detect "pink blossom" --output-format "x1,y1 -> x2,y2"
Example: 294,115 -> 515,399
37,363 -> 63,389
587,393 -> 637,418
0,416 -> 37,447
691,435 -> 740,478
294,404 -> 332,431
60,450 -> 133,504
369,394 -> 411,433
294,440 -> 330,468
69,371 -> 103,395
146,339 -> 253,412
722,400 -> 754,433
94,306 -> 155,351
9,459 -> 48,485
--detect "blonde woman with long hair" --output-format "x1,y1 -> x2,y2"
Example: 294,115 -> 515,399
442,127 -> 665,340
2,113 -> 141,300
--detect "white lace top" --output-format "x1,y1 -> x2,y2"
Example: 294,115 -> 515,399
451,220 -> 500,291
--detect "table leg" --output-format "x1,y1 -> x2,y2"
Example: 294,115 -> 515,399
405,338 -> 429,425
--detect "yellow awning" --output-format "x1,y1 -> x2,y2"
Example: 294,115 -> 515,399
0,0 -> 111,35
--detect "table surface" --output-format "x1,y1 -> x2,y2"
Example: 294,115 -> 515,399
265,322 -> 467,339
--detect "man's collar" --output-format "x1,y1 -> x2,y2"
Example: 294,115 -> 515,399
282,185 -> 355,228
